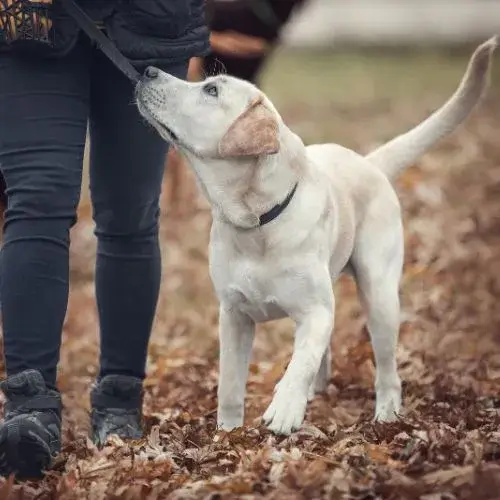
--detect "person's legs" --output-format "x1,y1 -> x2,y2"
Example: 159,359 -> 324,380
0,171 -> 6,211
0,40 -> 90,476
88,48 -> 188,445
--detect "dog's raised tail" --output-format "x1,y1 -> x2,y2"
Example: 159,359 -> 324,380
366,36 -> 498,180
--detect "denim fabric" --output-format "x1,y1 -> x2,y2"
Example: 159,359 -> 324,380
0,36 -> 187,388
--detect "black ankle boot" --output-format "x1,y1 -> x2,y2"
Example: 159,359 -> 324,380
0,370 -> 62,479
90,374 -> 144,447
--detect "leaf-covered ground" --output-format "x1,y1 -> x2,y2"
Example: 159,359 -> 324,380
1,47 -> 500,499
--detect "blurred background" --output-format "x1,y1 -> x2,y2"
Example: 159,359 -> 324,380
284,0 -> 500,47
3,0 -> 500,496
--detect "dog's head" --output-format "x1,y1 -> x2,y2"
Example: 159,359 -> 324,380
135,66 -> 281,159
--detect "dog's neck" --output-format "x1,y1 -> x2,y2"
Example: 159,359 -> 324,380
180,126 -> 306,229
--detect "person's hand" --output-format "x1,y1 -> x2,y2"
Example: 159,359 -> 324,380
210,31 -> 270,58
187,57 -> 204,81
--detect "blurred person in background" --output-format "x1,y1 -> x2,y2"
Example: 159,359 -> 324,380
165,0 -> 307,216
203,0 -> 307,83
0,0 -> 209,478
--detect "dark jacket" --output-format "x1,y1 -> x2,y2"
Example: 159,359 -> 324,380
3,0 -> 211,66
98,0 -> 211,66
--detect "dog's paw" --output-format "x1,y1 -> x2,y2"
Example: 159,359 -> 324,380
217,406 -> 244,431
262,384 -> 308,435
217,418 -> 243,432
374,407 -> 400,423
374,386 -> 402,422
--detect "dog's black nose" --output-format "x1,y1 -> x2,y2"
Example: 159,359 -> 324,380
144,66 -> 159,79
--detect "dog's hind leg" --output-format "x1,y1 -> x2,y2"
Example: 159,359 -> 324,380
308,346 -> 331,401
351,219 -> 404,422
217,305 -> 256,431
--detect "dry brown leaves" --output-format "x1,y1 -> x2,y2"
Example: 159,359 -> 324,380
1,68 -> 500,500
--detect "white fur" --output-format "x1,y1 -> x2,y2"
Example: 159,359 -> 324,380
136,37 -> 497,435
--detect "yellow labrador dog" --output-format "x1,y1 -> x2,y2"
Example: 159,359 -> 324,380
136,37 -> 497,435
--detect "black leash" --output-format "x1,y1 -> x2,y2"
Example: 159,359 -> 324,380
60,0 -> 141,83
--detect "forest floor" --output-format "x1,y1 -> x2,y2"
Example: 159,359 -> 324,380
1,46 -> 500,499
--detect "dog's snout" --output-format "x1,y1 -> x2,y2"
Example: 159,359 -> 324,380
144,66 -> 159,79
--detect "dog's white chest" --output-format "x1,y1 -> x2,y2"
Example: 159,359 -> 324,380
221,259 -> 287,323
238,295 -> 285,323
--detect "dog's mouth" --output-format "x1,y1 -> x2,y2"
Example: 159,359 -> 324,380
135,89 -> 180,143
158,122 -> 178,142
142,104 -> 179,142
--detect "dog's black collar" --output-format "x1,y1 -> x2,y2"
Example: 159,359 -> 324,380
258,182 -> 298,226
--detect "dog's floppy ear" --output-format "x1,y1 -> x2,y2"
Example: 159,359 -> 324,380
218,99 -> 280,158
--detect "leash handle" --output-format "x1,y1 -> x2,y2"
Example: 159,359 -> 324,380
60,0 -> 141,83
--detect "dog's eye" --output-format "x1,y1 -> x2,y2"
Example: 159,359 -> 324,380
203,83 -> 218,97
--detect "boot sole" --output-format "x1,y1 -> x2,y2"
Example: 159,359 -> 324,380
0,422 -> 54,479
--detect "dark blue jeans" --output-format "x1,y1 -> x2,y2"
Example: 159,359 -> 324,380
0,36 -> 187,389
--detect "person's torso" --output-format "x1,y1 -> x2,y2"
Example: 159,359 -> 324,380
1,0 -> 210,64
80,0 -> 211,65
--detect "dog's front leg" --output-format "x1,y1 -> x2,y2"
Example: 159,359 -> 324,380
217,305 -> 256,431
263,299 -> 334,435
